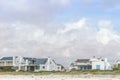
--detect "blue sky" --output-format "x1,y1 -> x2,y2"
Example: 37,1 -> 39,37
54,1 -> 119,34
54,0 -> 120,30
0,0 -> 120,65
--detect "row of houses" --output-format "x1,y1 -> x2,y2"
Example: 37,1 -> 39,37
0,56 -> 63,72
0,56 -> 119,71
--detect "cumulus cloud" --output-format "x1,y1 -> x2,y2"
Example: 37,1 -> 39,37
98,20 -> 113,29
96,28 -> 120,45
0,0 -> 120,66
60,18 -> 89,33
96,20 -> 120,45
0,18 -> 120,66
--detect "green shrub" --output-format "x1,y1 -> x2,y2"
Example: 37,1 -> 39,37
0,67 -> 15,72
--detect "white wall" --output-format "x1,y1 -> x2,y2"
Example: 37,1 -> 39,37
92,61 -> 105,70
45,57 -> 61,71
13,56 -> 31,71
91,58 -> 111,70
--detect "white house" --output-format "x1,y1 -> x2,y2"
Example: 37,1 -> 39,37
90,57 -> 111,70
34,57 -> 62,72
69,57 -> 111,70
0,56 -> 63,72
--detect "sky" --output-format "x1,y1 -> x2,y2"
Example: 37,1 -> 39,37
0,0 -> 120,66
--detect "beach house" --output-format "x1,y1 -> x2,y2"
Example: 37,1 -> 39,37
90,57 -> 111,70
34,57 -> 62,72
0,56 -> 63,72
69,57 -> 111,70
69,59 -> 92,70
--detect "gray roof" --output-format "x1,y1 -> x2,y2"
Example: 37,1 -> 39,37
36,58 -> 48,64
75,59 -> 90,63
23,57 -> 35,60
0,57 -> 48,65
0,57 -> 13,60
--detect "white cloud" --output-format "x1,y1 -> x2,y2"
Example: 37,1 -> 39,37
60,18 -> 89,33
98,20 -> 113,29
96,20 -> 120,45
96,28 -> 120,45
0,0 -> 29,11
62,49 -> 71,58
50,0 -> 70,6
33,30 -> 44,41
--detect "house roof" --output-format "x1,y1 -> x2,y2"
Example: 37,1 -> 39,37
0,57 -> 13,60
36,58 -> 48,64
75,59 -> 90,63
23,57 -> 35,61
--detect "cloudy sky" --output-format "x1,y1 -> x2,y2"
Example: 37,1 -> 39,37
0,0 -> 120,66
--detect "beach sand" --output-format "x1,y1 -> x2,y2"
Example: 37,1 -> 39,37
0,75 -> 120,80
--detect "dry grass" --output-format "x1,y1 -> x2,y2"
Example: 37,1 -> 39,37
0,70 -> 120,75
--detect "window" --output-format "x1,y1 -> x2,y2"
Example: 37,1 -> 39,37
7,61 -> 12,63
36,66 -> 39,69
43,66 -> 45,69
0,62 -> 4,63
96,65 -> 100,70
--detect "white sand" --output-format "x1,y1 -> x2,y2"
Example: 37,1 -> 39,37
0,75 -> 120,80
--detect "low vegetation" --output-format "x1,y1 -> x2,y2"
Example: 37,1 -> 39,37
0,67 -> 15,72
0,70 -> 120,75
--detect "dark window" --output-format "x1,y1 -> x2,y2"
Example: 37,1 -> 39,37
36,66 -> 39,69
43,66 -> 45,69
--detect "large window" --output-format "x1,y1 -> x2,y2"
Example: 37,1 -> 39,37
96,65 -> 100,70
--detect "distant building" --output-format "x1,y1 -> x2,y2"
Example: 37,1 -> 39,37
69,57 -> 111,70
34,57 -> 62,72
69,59 -> 92,70
113,60 -> 120,70
0,56 -> 63,72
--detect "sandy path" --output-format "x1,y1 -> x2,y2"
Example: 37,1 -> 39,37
0,75 -> 120,80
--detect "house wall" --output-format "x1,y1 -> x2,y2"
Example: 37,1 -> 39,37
92,61 -> 105,70
104,58 -> 112,70
47,57 -> 62,71
46,57 -> 57,71
91,58 -> 111,70
0,60 -> 13,66
13,56 -> 36,71
69,62 -> 92,70
36,64 -> 47,71
69,65 -> 78,70
57,65 -> 62,71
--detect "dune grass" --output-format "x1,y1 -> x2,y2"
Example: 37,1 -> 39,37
0,70 -> 120,75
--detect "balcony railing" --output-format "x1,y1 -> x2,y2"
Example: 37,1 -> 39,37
0,63 -> 13,66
